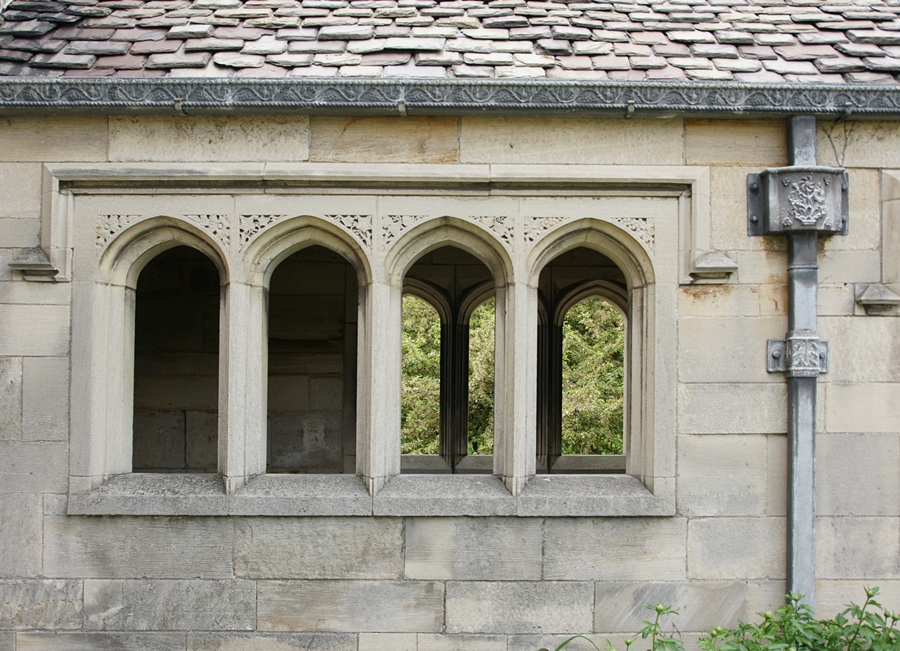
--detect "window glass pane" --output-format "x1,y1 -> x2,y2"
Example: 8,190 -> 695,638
561,297 -> 624,455
401,294 -> 440,455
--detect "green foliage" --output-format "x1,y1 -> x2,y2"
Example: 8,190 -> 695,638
400,294 -> 627,457
539,590 -> 899,651
468,299 -> 494,455
400,295 -> 440,454
700,589 -> 899,651
561,298 -> 625,455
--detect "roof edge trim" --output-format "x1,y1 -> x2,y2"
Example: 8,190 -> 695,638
2,78 -> 900,119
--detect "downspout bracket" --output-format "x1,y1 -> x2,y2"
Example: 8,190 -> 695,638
767,336 -> 829,376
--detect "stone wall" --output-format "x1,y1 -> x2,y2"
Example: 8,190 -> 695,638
0,114 -> 898,650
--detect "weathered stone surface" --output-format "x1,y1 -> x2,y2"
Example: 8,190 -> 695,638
0,305 -> 69,356
595,582 -> 747,633
446,581 -> 593,634
416,634 -> 507,651
309,116 -> 458,164
688,517 -> 786,580
766,434 -> 787,517
84,579 -> 256,631
358,634 -> 416,651
0,117 -> 107,162
826,383 -> 900,434
820,317 -> 900,384
816,581 -> 900,620
0,633 -> 11,651
543,517 -> 685,581
817,433 -> 900,516
234,517 -> 402,579
459,116 -> 683,165
817,517 -> 900,580
0,218 -> 39,247
678,284 -> 762,318
22,356 -> 68,441
0,357 -> 22,441
0,441 -> 67,493
686,119 -> 787,166
405,517 -> 542,580
0,493 -> 41,577
109,115 -> 310,162
678,316 -> 785,384
678,384 -> 787,434
44,516 -> 235,579
0,163 -> 41,219
0,579 -> 82,629
187,633 -> 357,650
258,580 -> 444,632
16,633 -> 188,650
677,435 -> 767,517
817,121 -> 900,169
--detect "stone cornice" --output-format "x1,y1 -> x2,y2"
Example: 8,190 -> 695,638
3,78 -> 900,118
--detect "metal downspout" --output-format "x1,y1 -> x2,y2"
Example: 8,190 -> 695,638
747,116 -> 849,611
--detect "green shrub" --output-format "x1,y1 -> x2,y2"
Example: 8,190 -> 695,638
541,590 -> 899,651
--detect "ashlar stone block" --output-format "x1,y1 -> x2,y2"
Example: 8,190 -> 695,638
678,317 -> 785,384
688,517 -> 786,580
0,633 -> 11,651
817,121 -> 900,168
0,218 -> 39,248
594,582 -> 747,633
820,318 -> 900,384
0,357 -> 22,440
0,305 -> 69,357
826,383 -> 900,433
0,579 -> 82,629
543,517 -> 686,581
44,516 -> 235,579
685,119 -> 787,166
405,517 -> 542,580
677,434 -> 768,517
817,517 -> 900,580
0,441 -> 67,493
257,580 -> 444,633
187,633 -> 357,651
816,580 -> 900,619
109,115 -> 311,163
417,634 -> 507,651
460,116 -> 684,165
0,117 -> 108,162
0,164 -> 41,219
309,116 -> 459,164
445,581 -> 593,634
16,633 -> 188,651
84,579 -> 256,631
817,433 -> 900,516
234,517 -> 403,579
358,634 -> 417,651
678,384 -> 787,434
0,492 -> 41,577
22,356 -> 68,441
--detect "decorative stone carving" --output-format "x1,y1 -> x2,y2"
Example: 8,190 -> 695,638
4,79 -> 900,118
767,335 -> 829,378
383,214 -> 427,250
471,215 -> 513,248
785,175 -> 827,227
181,214 -> 231,250
97,214 -> 142,248
239,214 -> 288,249
610,216 -> 654,252
324,214 -> 373,250
523,216 -> 567,243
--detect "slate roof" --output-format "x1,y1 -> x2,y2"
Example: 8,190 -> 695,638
2,0 -> 900,81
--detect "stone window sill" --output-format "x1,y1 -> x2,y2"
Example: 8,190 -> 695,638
67,473 -> 673,517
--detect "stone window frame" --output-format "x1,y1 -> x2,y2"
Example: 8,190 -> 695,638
42,162 -> 713,517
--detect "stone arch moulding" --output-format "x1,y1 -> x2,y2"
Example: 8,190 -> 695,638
56,162 -> 696,517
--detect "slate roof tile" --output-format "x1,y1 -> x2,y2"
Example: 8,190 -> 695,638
0,0 -> 897,82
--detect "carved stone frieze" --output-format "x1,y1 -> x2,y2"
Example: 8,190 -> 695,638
4,79 -> 900,119
383,214 -> 427,250
324,214 -> 373,250
470,215 -> 513,247
97,214 -> 142,248
523,216 -> 567,244
610,216 -> 654,252
181,214 -> 231,250
239,214 -> 289,249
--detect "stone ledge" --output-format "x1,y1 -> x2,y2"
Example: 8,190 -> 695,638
67,472 -> 674,517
